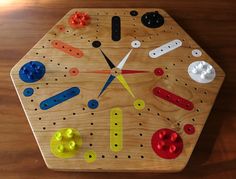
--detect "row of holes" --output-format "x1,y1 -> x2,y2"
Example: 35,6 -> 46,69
100,155 -> 144,159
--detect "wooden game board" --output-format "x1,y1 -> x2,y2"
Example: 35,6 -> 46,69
10,8 -> 225,172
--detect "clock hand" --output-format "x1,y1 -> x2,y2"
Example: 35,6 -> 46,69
98,74 -> 116,97
83,70 -> 111,74
117,49 -> 133,70
121,69 -> 148,74
116,74 -> 135,98
100,49 -> 116,69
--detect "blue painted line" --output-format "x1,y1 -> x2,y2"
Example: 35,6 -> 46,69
40,87 -> 80,110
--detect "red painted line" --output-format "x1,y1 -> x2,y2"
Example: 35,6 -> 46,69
51,40 -> 83,58
121,70 -> 148,74
153,87 -> 194,111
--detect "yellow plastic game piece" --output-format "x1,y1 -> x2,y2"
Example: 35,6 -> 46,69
110,108 -> 123,152
84,150 -> 97,163
133,99 -> 145,110
50,128 -> 82,158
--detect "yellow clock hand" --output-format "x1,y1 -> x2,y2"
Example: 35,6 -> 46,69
116,74 -> 135,98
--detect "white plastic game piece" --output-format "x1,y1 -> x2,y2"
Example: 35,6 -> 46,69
192,49 -> 202,57
188,61 -> 216,83
149,39 -> 182,58
131,40 -> 141,48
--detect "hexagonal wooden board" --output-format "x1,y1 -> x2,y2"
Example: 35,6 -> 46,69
10,8 -> 225,172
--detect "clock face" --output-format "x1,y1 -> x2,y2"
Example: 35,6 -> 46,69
10,8 -> 225,172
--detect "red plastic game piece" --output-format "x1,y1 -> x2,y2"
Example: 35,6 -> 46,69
51,40 -> 83,58
153,87 -> 194,111
184,124 -> 195,135
69,12 -> 90,29
151,128 -> 183,159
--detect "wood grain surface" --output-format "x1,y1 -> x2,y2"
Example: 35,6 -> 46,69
0,0 -> 236,178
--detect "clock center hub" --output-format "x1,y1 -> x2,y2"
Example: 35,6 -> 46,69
111,68 -> 121,76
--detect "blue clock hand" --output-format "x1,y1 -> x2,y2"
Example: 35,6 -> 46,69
98,75 -> 116,97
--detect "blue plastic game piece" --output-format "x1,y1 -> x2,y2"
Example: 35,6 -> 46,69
40,87 -> 80,110
23,88 -> 34,97
19,61 -> 46,83
88,99 -> 99,109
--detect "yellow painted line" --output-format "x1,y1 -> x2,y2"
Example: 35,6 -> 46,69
110,108 -> 123,152
117,74 -> 135,98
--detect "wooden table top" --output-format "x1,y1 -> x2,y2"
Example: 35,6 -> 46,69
0,0 -> 235,178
